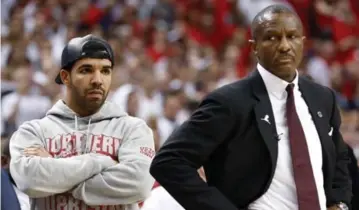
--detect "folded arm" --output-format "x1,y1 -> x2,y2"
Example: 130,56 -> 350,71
150,92 -> 239,210
72,119 -> 155,206
9,121 -> 116,198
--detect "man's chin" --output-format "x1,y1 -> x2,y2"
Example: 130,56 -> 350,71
86,99 -> 105,111
271,67 -> 297,82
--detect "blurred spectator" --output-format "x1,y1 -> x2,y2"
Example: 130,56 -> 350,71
111,83 -> 140,116
1,65 -> 52,134
307,30 -> 335,88
157,90 -> 182,146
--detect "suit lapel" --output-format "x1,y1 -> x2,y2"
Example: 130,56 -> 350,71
250,71 -> 279,175
298,78 -> 331,176
250,73 -> 331,188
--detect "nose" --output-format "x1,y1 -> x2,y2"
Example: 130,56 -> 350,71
91,70 -> 103,86
278,36 -> 290,53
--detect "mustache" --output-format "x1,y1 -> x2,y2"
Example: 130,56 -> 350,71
86,88 -> 105,94
276,53 -> 295,59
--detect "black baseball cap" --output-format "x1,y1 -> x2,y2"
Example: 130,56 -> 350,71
55,34 -> 115,84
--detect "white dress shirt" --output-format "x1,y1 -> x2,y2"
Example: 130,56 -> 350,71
141,186 -> 185,210
14,185 -> 30,210
157,116 -> 179,147
248,64 -> 326,210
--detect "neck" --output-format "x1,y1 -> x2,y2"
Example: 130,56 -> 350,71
282,72 -> 297,83
264,66 -> 297,83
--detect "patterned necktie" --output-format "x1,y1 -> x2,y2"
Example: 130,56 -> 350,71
286,83 -> 321,210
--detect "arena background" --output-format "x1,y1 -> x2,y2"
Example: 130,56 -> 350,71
1,0 -> 358,207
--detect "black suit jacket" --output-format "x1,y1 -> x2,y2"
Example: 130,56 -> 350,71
348,147 -> 359,209
150,70 -> 352,210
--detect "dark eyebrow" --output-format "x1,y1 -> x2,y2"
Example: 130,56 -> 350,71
263,28 -> 300,35
78,64 -> 93,69
286,29 -> 301,33
102,65 -> 112,69
263,29 -> 281,34
78,64 -> 112,69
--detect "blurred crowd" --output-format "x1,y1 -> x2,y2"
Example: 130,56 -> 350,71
1,0 -> 358,159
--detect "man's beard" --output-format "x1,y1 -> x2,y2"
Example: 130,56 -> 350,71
70,81 -> 107,115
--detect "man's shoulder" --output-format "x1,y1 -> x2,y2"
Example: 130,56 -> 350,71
14,119 -> 44,137
101,101 -> 146,125
299,76 -> 333,96
111,114 -> 150,132
208,77 -> 253,101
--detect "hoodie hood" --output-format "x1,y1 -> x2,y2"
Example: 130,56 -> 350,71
45,100 -> 128,155
47,100 -> 128,122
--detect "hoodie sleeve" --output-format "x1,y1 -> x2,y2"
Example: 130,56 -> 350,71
71,119 -> 155,206
9,121 -> 117,198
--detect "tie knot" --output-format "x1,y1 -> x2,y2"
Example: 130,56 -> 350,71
286,83 -> 295,93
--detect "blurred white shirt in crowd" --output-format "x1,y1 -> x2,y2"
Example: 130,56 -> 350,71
23,1 -> 37,34
2,93 -> 52,128
237,0 -> 291,24
1,43 -> 11,69
14,185 -> 30,210
307,56 -> 331,88
176,109 -> 190,125
111,83 -> 137,112
157,116 -> 178,146
137,90 -> 163,121
111,84 -> 163,121
1,0 -> 16,23
48,25 -> 67,66
354,147 -> 359,160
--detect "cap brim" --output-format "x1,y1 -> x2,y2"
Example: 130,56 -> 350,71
55,73 -> 63,84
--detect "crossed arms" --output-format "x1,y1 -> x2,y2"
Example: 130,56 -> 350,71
9,120 -> 155,206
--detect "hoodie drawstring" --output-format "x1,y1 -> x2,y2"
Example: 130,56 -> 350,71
75,115 -> 78,131
72,116 -> 92,154
85,118 -> 92,153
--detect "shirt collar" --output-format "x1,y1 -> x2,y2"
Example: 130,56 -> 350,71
257,63 -> 299,99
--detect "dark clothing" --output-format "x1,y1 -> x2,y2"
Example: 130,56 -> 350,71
1,168 -> 21,210
349,148 -> 359,209
150,70 -> 352,210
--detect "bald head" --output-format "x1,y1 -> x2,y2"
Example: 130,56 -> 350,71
251,4 -> 301,39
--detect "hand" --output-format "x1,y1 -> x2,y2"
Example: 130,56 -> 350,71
327,205 -> 340,210
24,146 -> 52,158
